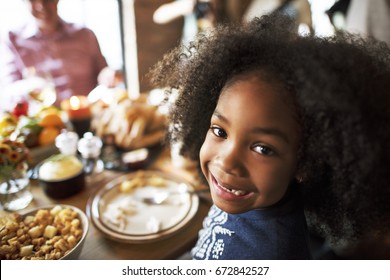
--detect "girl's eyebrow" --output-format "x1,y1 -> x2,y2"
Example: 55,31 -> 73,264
213,110 -> 290,144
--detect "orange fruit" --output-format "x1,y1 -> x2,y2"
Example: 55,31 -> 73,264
36,106 -> 60,116
38,127 -> 60,146
38,113 -> 63,128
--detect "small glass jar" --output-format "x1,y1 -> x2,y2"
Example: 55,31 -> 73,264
55,130 -> 79,155
78,132 -> 103,174
0,163 -> 33,211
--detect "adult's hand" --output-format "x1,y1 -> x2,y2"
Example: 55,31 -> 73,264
97,67 -> 123,88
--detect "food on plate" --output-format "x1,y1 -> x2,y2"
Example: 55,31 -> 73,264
121,148 -> 149,169
102,201 -> 138,231
0,205 -> 83,260
118,171 -> 169,193
119,179 -> 140,193
91,94 -> 167,150
146,217 -> 161,233
39,154 -> 83,181
90,171 -> 199,240
103,172 -> 174,232
148,175 -> 169,187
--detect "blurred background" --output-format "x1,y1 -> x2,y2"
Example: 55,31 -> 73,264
1,0 -> 389,97
0,1 -> 389,259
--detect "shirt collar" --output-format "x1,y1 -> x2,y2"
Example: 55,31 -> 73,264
19,17 -> 72,39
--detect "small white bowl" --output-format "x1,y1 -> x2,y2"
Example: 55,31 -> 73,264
37,155 -> 86,199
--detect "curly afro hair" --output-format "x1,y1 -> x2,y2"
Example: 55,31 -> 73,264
149,15 -> 390,245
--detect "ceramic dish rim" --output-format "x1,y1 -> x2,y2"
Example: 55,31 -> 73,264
86,170 -> 199,243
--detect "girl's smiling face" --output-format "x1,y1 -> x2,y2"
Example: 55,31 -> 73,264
200,73 -> 301,214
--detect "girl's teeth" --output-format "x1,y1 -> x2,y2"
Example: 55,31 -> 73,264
232,190 -> 247,196
217,182 -> 248,196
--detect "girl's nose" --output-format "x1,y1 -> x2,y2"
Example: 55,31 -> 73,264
216,142 -> 246,177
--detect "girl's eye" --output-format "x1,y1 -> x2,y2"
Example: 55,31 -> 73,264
253,144 -> 275,156
210,126 -> 227,139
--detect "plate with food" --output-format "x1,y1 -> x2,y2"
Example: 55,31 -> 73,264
90,92 -> 167,151
87,170 -> 199,243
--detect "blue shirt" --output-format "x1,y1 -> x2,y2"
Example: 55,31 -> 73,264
192,187 -> 311,260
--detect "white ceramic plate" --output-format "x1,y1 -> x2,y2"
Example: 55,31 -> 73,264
87,170 -> 199,243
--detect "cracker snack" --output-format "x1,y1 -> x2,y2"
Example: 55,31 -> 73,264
0,205 -> 83,260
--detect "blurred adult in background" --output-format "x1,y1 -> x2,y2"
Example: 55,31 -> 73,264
153,0 -> 313,36
325,0 -> 350,30
0,0 -> 121,109
326,0 -> 390,47
242,0 -> 313,34
345,0 -> 390,46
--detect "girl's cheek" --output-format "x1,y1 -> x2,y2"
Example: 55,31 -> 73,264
199,134 -> 214,168
199,143 -> 209,179
199,140 -> 209,164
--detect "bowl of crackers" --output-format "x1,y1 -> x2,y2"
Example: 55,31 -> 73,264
0,204 -> 89,260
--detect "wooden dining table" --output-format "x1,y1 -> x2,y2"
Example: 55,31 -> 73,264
26,146 -> 211,260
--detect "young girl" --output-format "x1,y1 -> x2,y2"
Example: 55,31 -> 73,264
149,15 -> 390,259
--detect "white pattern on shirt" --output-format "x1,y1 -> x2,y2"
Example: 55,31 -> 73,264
191,205 -> 235,260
